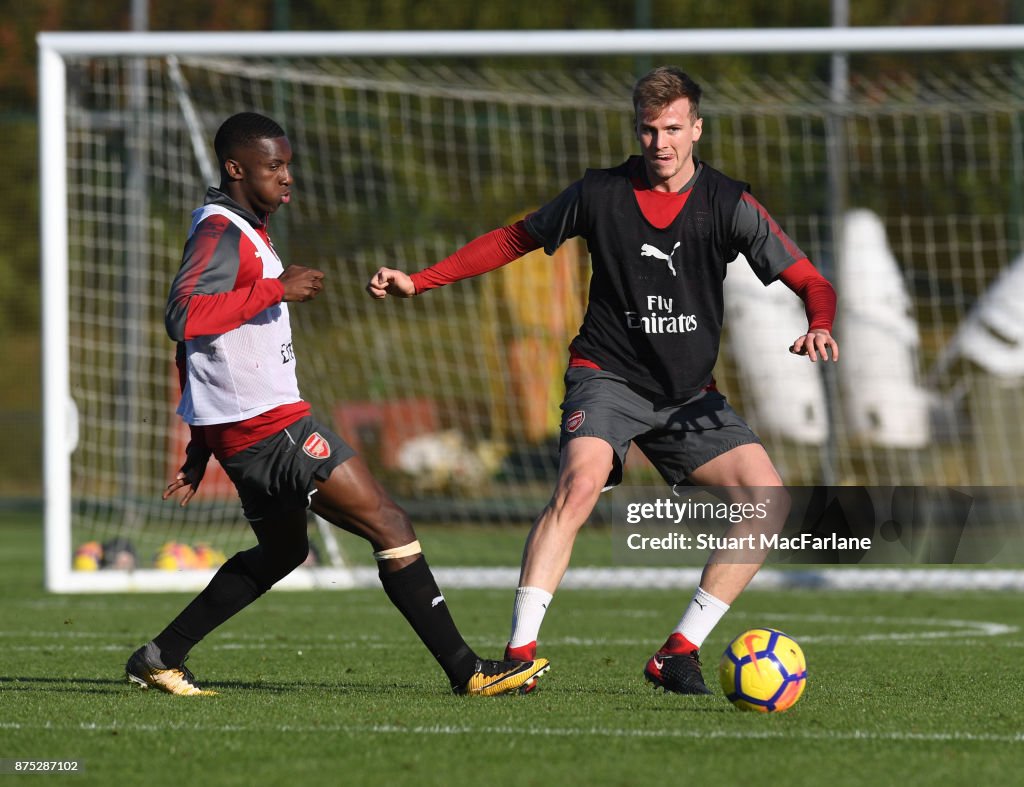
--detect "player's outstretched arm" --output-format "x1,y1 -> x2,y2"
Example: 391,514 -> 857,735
366,267 -> 416,299
367,222 -> 541,299
789,328 -> 839,362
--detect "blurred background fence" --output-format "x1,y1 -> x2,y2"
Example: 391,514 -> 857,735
40,45 -> 1024,567
4,4 -> 1024,585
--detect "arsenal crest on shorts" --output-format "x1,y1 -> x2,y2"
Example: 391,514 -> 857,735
302,432 -> 331,459
565,410 -> 586,433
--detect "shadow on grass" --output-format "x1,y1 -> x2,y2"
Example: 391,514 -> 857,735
209,678 -> 428,694
638,703 -> 734,714
0,674 -> 429,696
0,675 -> 142,695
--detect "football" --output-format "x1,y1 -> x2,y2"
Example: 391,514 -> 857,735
718,628 -> 807,712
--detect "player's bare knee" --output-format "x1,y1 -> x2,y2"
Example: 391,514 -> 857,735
553,472 -> 603,522
731,484 -> 789,538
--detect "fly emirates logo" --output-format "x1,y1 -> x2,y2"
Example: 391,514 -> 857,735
625,294 -> 698,334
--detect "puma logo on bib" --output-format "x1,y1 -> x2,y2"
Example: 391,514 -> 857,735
640,242 -> 681,276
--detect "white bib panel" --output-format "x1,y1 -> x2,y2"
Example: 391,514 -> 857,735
177,205 -> 301,425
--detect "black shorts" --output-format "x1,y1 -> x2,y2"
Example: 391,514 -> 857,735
558,367 -> 761,488
220,415 -> 355,522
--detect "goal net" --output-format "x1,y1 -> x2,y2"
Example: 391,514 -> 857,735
39,31 -> 1024,591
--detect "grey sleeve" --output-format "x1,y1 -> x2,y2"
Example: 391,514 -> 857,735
164,217 -> 242,341
523,180 -> 584,255
729,193 -> 807,286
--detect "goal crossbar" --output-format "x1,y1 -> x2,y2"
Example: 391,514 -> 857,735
37,26 -> 1024,57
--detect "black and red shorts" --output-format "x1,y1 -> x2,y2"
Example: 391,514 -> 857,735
559,367 -> 761,488
220,415 -> 355,522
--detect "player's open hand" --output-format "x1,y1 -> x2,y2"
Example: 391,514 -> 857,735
162,442 -> 212,507
366,267 -> 416,299
279,265 -> 325,302
790,328 -> 839,362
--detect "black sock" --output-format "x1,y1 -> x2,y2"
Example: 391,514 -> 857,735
379,555 -> 478,687
152,551 -> 268,667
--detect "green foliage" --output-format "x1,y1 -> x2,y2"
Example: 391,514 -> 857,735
0,120 -> 40,339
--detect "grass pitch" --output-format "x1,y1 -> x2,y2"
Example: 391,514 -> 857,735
1,511 -> 1022,786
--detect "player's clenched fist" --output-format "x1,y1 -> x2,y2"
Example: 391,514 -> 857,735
279,265 -> 324,302
366,267 -> 416,299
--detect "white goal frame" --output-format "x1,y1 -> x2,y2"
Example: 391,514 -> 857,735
38,26 -> 1024,592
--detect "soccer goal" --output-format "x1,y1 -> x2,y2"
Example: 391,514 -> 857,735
39,27 -> 1024,591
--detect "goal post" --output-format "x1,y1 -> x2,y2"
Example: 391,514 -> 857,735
39,28 -> 1024,592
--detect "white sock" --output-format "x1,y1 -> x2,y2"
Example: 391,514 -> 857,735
508,586 -> 553,648
672,586 -> 730,648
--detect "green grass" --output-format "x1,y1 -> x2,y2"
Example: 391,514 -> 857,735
1,511 -> 1022,786
329,519 -> 625,568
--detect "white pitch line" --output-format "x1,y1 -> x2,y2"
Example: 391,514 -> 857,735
0,614 -> 1018,651
0,630 -> 113,638
39,566 -> 1024,593
8,636 -> 1024,654
0,720 -> 1021,744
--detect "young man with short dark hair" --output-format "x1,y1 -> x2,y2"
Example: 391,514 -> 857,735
126,112 -> 549,698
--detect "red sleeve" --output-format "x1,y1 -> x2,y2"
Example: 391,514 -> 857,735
410,220 -> 541,293
166,215 -> 286,341
181,279 -> 285,339
778,258 -> 836,332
